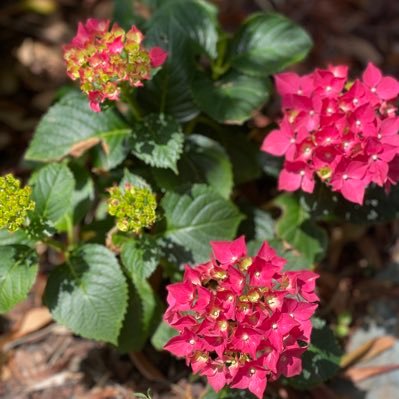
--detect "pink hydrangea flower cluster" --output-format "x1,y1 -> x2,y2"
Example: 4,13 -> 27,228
63,19 -> 167,112
261,63 -> 399,204
163,237 -> 319,399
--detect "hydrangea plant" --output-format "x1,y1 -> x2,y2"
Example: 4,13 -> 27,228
1,0 -> 397,397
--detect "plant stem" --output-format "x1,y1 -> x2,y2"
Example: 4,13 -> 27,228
65,215 -> 75,249
126,94 -> 142,120
184,116 -> 198,134
44,237 -> 65,253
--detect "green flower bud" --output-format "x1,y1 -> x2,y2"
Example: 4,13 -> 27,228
107,183 -> 157,233
0,174 -> 35,232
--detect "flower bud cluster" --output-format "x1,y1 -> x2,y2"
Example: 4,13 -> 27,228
0,174 -> 35,232
261,63 -> 399,204
63,18 -> 167,112
107,183 -> 157,233
163,237 -> 319,399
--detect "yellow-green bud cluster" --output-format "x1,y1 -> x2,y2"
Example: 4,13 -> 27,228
0,174 -> 35,232
107,184 -> 157,233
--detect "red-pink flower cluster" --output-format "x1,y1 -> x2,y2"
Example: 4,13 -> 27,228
63,19 -> 167,112
163,237 -> 319,399
261,63 -> 399,204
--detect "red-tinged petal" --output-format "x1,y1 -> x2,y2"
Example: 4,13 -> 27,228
86,18 -> 110,34
256,241 -> 286,269
341,179 -> 367,205
149,47 -> 168,67
377,76 -> 399,100
108,35 -> 124,54
223,266 -> 245,294
248,373 -> 267,399
368,160 -> 389,186
202,363 -> 227,392
210,236 -> 247,264
278,168 -> 302,192
192,286 -> 212,311
190,352 -> 209,374
274,72 -> 300,96
164,331 -> 198,357
126,25 -> 144,43
380,117 -> 399,137
170,315 -> 198,330
202,336 -> 226,358
166,282 -> 193,309
248,257 -> 279,287
328,64 -> 348,79
73,22 -> 90,46
89,100 -> 101,112
232,327 -> 262,358
277,348 -> 306,377
301,171 -> 315,193
261,129 -> 292,156
283,299 -> 318,321
183,264 -> 201,285
346,161 -> 368,179
362,62 -> 382,87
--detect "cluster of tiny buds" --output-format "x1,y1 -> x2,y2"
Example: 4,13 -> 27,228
107,183 -> 157,233
163,236 -> 319,399
0,174 -> 35,232
262,63 -> 399,204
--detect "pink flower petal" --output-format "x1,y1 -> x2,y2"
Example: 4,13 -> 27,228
149,47 -> 168,67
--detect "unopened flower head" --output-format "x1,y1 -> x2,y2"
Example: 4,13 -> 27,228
261,63 -> 399,205
0,174 -> 35,232
163,236 -> 319,399
107,183 -> 157,233
63,18 -> 167,112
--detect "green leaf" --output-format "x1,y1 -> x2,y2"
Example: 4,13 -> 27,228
122,237 -> 160,280
141,0 -> 219,121
113,0 -> 137,29
0,229 -> 34,246
213,130 -> 262,184
289,318 -> 342,389
44,244 -> 128,344
25,92 -> 130,170
275,194 -> 327,265
30,163 -> 75,225
152,134 -> 233,198
161,184 -> 244,264
229,12 -> 312,77
192,70 -> 270,125
0,245 -> 38,313
145,0 -> 219,59
240,207 -> 275,243
119,238 -> 161,351
91,128 -> 129,171
140,59 -> 200,122
130,113 -> 184,173
239,205 -> 314,271
301,182 -> 399,224
120,168 -> 152,190
259,150 -> 283,178
56,163 -> 94,232
151,321 -> 178,350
